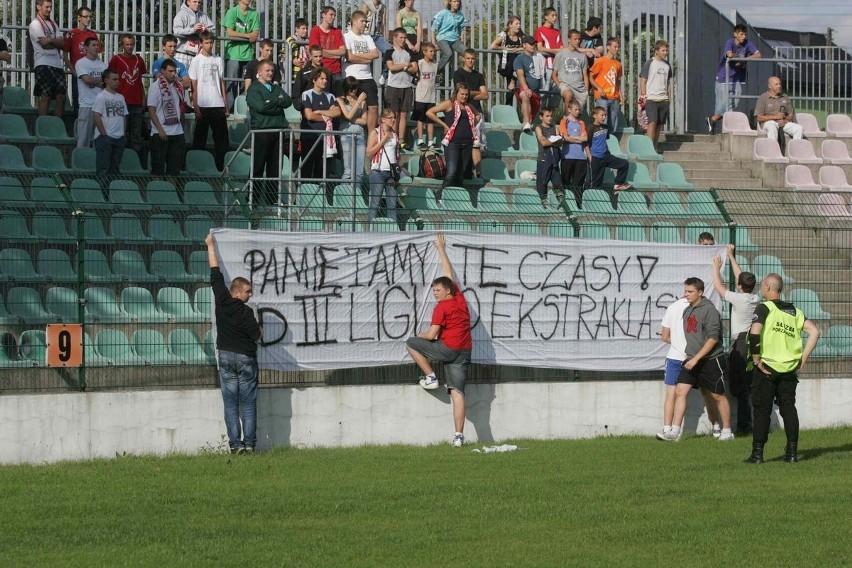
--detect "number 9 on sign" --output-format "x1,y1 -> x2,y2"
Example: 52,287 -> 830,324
46,324 -> 83,367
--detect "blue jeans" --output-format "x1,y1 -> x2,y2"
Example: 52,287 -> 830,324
225,59 -> 249,111
436,39 -> 466,71
595,98 -> 621,134
368,169 -> 398,221
94,134 -> 125,182
341,125 -> 366,188
218,350 -> 259,450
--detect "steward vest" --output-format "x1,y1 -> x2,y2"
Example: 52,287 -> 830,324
760,301 -> 805,373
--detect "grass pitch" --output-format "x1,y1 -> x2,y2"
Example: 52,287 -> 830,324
1,428 -> 850,567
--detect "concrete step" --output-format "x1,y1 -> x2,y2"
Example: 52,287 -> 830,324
661,133 -> 717,144
666,159 -> 742,170
690,178 -> 764,189
662,150 -> 733,162
683,169 -> 754,180
659,142 -> 723,153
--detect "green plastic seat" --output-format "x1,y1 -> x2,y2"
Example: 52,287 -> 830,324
0,331 -> 27,367
370,217 -> 400,232
626,135 -> 663,161
405,217 -> 437,231
148,214 -> 189,244
332,183 -> 359,212
284,104 -> 302,123
145,180 -> 183,211
232,95 -> 249,120
582,188 -> 617,215
108,179 -> 148,210
518,131 -> 538,155
184,214 -> 215,241
297,182 -> 331,213
480,159 -> 514,186
651,222 -> 683,243
32,146 -> 72,173
71,147 -> 97,173
0,144 -> 34,172
615,190 -> 652,215
120,149 -> 147,174
511,187 -> 550,216
513,159 -> 537,184
44,287 -> 79,322
616,221 -> 647,242
183,180 -> 220,209
298,216 -> 325,231
827,325 -> 852,356
194,287 -> 212,321
477,186 -> 513,215
547,221 -> 576,238
183,149 -> 221,176
687,192 -> 725,220
0,114 -> 37,143
477,219 -> 507,233
1,86 -> 37,114
85,287 -> 134,323
168,328 -> 212,365
33,212 -> 75,243
37,249 -> 77,282
229,120 -> 249,149
441,186 -> 476,213
121,287 -> 170,323
0,249 -> 47,282
627,163 -> 659,189
109,212 -> 153,244
489,104 -> 522,128
112,250 -> 157,282
35,115 -> 75,144
732,226 -> 759,253
485,130 -> 521,156
83,249 -> 122,282
789,288 -> 829,319
735,254 -> 751,274
441,218 -> 471,231
512,220 -> 541,234
96,329 -> 146,365
606,136 -> 628,159
259,216 -> 290,231
188,251 -> 209,281
79,213 -> 113,244
6,287 -> 55,325
0,176 -> 34,209
0,294 -> 20,325
650,191 -> 687,217
157,287 -> 204,323
580,221 -> 612,240
150,250 -> 194,282
0,211 -> 38,243
71,179 -> 111,209
224,151 -> 251,178
19,330 -> 47,366
83,331 -> 111,366
655,163 -> 695,190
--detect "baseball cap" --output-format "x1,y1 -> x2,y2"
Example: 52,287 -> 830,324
522,35 -> 536,45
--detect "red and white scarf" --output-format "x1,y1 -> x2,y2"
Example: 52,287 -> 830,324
36,16 -> 59,40
371,124 -> 398,169
323,116 -> 337,156
442,101 -> 479,145
155,72 -> 184,125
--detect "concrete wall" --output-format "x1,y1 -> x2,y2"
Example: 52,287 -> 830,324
2,379 -> 851,465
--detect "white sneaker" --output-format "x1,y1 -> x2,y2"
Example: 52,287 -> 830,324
522,122 -> 532,132
655,430 -> 669,441
452,434 -> 465,447
712,423 -> 722,438
419,375 -> 439,390
662,430 -> 681,442
719,431 -> 735,442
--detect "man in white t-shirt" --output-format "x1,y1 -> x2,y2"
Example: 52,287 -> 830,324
92,68 -> 128,183
189,31 -> 229,171
344,10 -> 380,131
657,297 -> 689,440
712,244 -> 759,434
29,0 -> 67,117
75,37 -> 107,148
148,59 -> 186,177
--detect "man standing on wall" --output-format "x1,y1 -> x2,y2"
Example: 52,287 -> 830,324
222,0 -> 260,109
639,40 -> 671,151
205,233 -> 262,455
75,37 -> 106,149
706,25 -> 760,134
29,0 -> 67,118
405,234 -> 473,448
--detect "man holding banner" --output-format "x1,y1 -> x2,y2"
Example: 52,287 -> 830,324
405,234 -> 472,448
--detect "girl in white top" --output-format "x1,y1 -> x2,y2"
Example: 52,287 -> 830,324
366,108 -> 400,222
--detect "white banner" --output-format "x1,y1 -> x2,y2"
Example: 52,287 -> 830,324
211,229 -> 725,372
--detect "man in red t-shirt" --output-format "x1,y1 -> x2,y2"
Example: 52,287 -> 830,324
308,5 -> 346,94
64,6 -> 100,111
109,33 -> 148,166
405,234 -> 473,448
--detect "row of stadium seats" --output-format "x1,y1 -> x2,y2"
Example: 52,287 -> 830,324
0,145 -> 254,178
723,111 -> 852,138
0,328 -> 214,368
754,138 -> 852,167
784,165 -> 852,191
0,286 -> 210,325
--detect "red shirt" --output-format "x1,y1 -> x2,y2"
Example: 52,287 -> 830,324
431,283 -> 472,351
308,25 -> 344,74
65,28 -> 101,69
109,53 -> 147,106
535,25 -> 563,66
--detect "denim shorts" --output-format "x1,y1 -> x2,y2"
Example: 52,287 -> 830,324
406,336 -> 471,395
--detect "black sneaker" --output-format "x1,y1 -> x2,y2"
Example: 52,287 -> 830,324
706,116 -> 713,134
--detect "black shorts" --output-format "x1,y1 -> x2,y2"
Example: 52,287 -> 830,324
385,86 -> 413,112
34,65 -> 67,98
410,101 -> 431,123
677,354 -> 726,394
645,99 -> 670,125
357,78 -> 380,106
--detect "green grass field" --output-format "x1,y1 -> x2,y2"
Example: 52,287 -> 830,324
1,428 -> 850,567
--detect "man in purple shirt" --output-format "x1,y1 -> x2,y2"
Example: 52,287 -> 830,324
706,25 -> 760,133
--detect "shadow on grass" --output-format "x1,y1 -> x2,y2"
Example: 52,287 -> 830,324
764,442 -> 852,462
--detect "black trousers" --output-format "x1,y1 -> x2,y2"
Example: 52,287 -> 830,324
751,370 -> 799,445
561,158 -> 587,207
151,133 -> 186,176
193,107 -> 229,171
443,141 -> 473,189
591,153 -> 629,187
252,131 -> 282,206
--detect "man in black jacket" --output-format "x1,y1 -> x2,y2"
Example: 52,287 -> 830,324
206,233 -> 262,454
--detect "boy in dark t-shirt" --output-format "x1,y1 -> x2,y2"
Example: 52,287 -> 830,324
405,234 -> 472,448
588,106 -> 631,204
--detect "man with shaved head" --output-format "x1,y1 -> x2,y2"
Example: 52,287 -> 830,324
746,273 -> 820,464
754,76 -> 803,141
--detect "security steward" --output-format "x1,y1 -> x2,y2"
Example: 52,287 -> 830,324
746,273 -> 820,464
